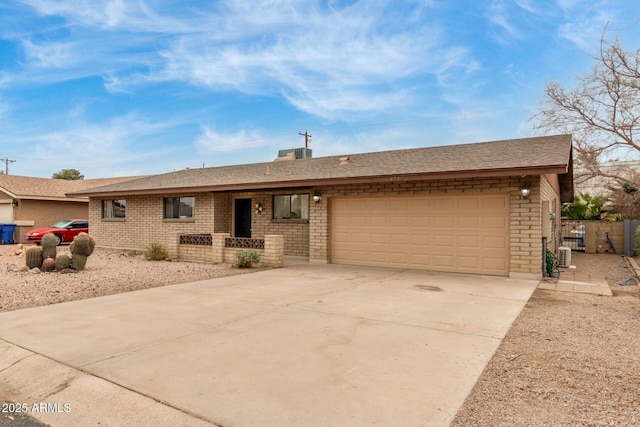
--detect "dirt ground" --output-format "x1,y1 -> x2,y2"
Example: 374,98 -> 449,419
452,252 -> 640,426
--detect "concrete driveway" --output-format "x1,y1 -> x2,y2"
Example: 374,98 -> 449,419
0,263 -> 538,426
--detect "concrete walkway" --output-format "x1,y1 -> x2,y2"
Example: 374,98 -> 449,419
537,268 -> 613,296
0,264 -> 538,426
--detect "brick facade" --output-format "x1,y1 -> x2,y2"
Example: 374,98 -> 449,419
309,175 -> 556,278
89,174 -> 561,278
89,192 -> 215,250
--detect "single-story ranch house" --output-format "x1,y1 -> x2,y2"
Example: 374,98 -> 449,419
71,134 -> 574,279
0,174 -> 138,243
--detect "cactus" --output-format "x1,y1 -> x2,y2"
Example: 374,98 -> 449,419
41,258 -> 56,272
41,233 -> 58,260
26,246 -> 44,269
71,254 -> 88,271
71,233 -> 95,256
55,254 -> 72,270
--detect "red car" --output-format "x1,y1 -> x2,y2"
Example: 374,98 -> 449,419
24,219 -> 89,245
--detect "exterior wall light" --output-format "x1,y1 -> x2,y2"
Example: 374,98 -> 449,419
255,203 -> 263,213
520,182 -> 531,200
12,199 -> 19,207
312,194 -> 321,204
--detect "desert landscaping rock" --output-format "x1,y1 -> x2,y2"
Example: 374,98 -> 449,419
453,251 -> 640,426
0,245 -> 265,313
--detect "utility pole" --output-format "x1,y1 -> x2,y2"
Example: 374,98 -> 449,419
298,130 -> 312,149
1,157 -> 15,175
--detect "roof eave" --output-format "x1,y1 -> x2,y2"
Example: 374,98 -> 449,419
72,165 -> 569,197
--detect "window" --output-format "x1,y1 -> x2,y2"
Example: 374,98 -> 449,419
273,194 -> 309,219
102,200 -> 126,218
164,197 -> 195,219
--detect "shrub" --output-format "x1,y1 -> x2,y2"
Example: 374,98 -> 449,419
235,250 -> 260,268
145,243 -> 168,261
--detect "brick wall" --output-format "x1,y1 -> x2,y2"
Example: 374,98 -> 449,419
584,221 -> 624,254
232,191 -> 309,256
89,192 -> 214,251
166,232 -> 283,267
540,174 -> 562,253
90,174 -> 561,278
308,175 -> 557,278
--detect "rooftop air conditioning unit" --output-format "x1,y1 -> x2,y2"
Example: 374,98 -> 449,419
277,148 -> 312,159
558,247 -> 571,268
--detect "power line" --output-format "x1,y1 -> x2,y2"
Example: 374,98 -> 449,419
0,157 -> 15,175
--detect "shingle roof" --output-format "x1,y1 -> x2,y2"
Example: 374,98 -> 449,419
0,175 -> 141,201
71,135 -> 573,197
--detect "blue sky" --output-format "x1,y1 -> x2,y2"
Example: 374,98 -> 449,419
0,0 -> 638,179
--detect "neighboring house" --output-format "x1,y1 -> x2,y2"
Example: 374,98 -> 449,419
0,175 -> 139,243
574,160 -> 640,197
70,135 -> 574,279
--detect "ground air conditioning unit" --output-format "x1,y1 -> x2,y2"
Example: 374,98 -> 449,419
558,247 -> 572,268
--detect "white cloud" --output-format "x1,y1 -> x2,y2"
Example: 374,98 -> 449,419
22,0 -> 185,32
21,39 -> 79,69
153,1 -> 467,118
7,0 -> 481,119
486,0 -> 524,41
194,126 -> 267,153
556,0 -> 618,51
9,114 -> 179,177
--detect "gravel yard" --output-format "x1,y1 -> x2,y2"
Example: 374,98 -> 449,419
0,244 -> 264,313
1,244 -> 639,426
453,252 -> 640,426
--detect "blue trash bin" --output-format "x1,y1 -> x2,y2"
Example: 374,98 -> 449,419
0,223 -> 16,244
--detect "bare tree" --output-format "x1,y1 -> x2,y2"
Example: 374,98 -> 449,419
532,35 -> 640,189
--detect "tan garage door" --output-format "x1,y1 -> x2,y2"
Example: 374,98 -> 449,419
331,194 -> 509,276
0,203 -> 12,223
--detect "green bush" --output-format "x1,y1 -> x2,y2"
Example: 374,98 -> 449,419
634,226 -> 640,256
145,243 -> 168,261
235,250 -> 260,268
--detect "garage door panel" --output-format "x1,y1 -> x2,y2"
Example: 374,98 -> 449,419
433,216 -> 455,227
458,197 -> 480,210
458,216 -> 480,228
458,236 -> 480,249
433,235 -> 453,247
433,198 -> 455,210
483,216 -> 508,229
483,196 -> 508,210
331,194 -> 509,276
484,235 -> 508,248
458,256 -> 480,269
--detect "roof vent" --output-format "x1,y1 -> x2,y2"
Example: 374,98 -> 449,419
339,157 -> 350,165
277,147 -> 312,160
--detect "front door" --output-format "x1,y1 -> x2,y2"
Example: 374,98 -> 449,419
234,198 -> 252,238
